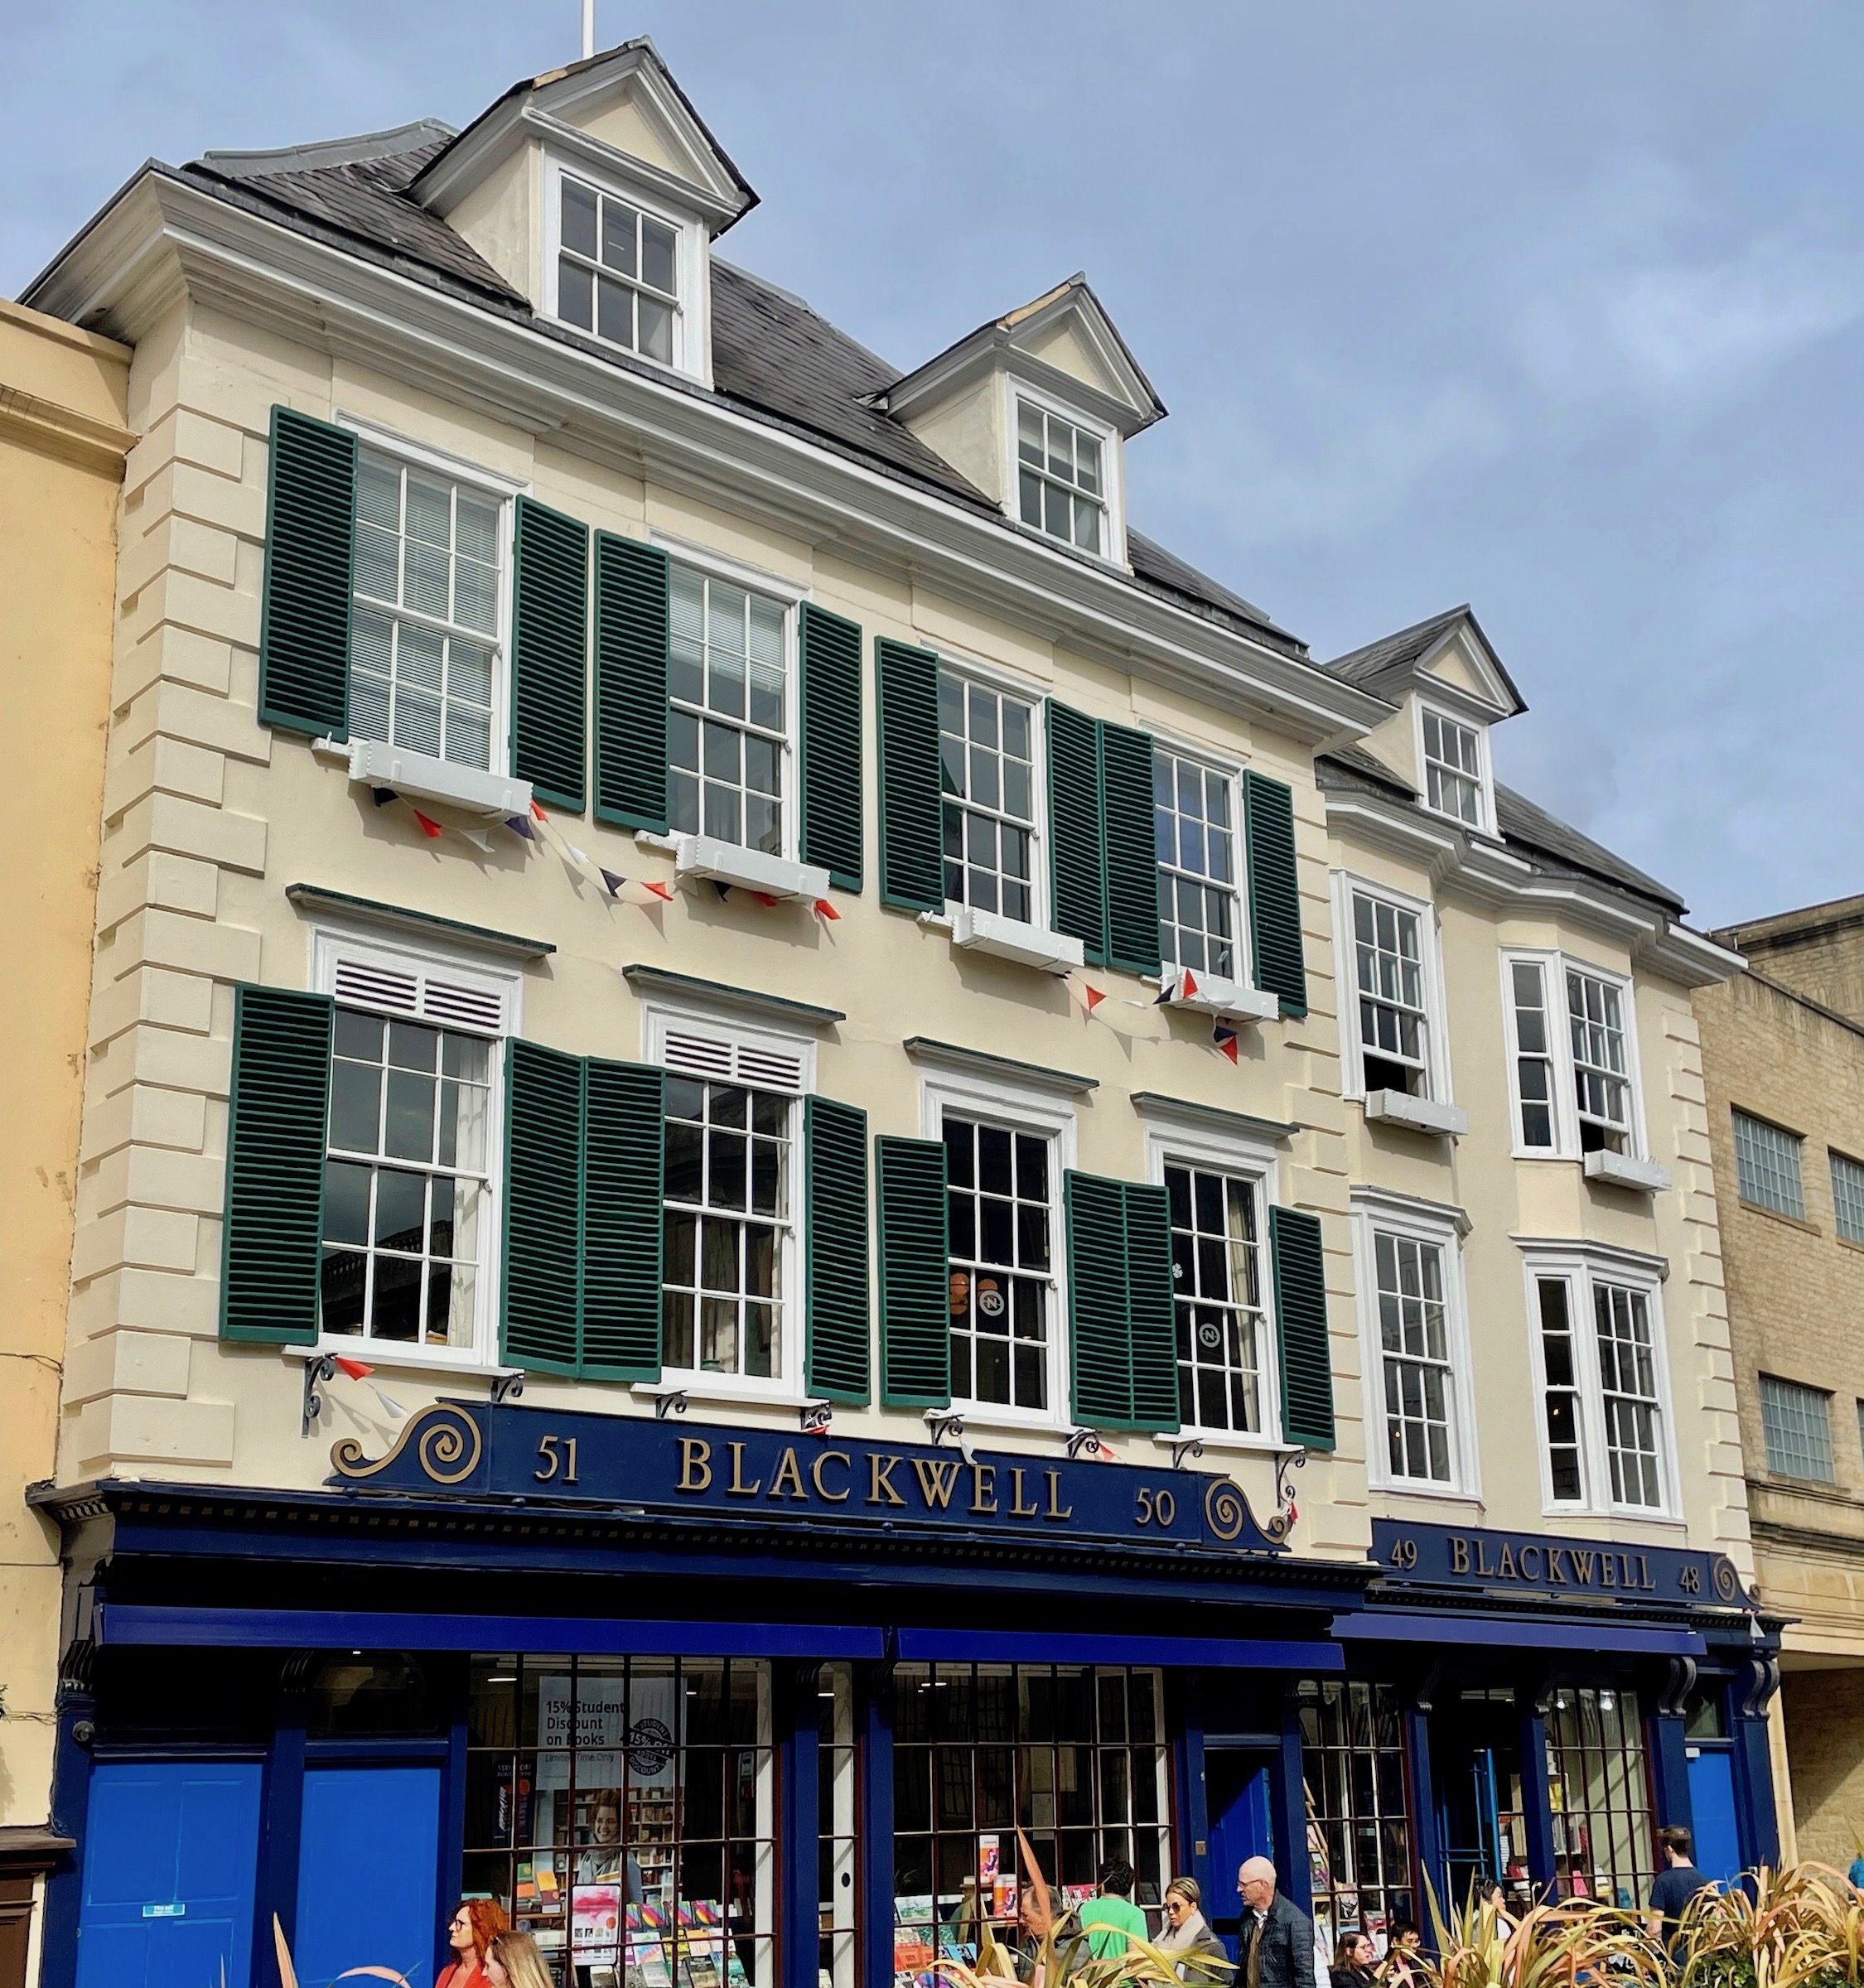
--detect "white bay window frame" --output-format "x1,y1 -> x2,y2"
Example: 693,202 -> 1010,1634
1500,949 -> 1651,1164
1332,871 -> 1456,1110
1520,1245 -> 1678,1520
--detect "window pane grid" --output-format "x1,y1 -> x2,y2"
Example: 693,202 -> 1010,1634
818,1663 -> 859,1988
1509,959 -> 1557,1148
321,1009 -> 490,1349
891,1663 -> 1170,1961
1016,403 -> 1105,554
1566,971 -> 1630,1152
1595,1283 -> 1663,1508
1354,894 -> 1428,1097
1733,1111 -> 1805,1219
1153,751 -> 1237,977
1536,1277 -> 1585,1503
557,174 -> 678,363
1299,1679 -> 1413,1960
1760,1374 -> 1835,1483
1547,1686 -> 1656,1910
352,452 -> 500,770
1422,711 -> 1482,825
466,1654 -> 774,1988
945,1116 -> 1051,1411
1374,1233 -> 1453,1483
1167,1165 -> 1264,1435
1833,1151 -> 1864,1245
662,1077 -> 790,1382
669,569 -> 787,857
940,674 -> 1036,923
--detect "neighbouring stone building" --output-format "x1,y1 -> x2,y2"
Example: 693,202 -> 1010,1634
14,36 -> 1778,1988
1697,896 -> 1864,1871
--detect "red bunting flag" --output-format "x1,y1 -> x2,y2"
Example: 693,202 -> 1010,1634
751,891 -> 779,908
1084,986 -> 1107,1012
411,808 -> 444,839
644,881 -> 674,902
332,1356 -> 374,1381
1214,1022 -> 1240,1064
814,899 -> 841,921
1181,969 -> 1200,1001
530,799 -> 548,822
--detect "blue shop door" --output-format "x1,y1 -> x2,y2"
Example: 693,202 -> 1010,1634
75,1759 -> 262,1988
295,1764 -> 442,1988
1687,1746 -> 1742,1888
1205,1750 -> 1275,1961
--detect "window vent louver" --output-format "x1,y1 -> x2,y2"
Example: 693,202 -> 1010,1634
736,1045 -> 806,1093
423,979 -> 505,1034
662,1028 -> 804,1093
334,958 -> 420,1016
332,954 -> 506,1035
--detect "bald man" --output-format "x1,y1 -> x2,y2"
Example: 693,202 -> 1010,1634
1234,1857 -> 1315,1988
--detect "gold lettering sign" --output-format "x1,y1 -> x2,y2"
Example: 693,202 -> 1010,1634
1434,1534 -> 1663,1594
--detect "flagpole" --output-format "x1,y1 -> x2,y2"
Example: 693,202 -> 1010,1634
581,0 -> 596,60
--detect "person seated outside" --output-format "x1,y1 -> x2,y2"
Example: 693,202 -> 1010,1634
1379,1918 -> 1426,1988
1330,1930 -> 1378,1988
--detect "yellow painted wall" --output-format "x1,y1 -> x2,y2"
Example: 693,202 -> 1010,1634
0,297 -> 131,1838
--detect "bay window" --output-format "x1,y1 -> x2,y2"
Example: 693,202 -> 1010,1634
1502,953 -> 1648,1160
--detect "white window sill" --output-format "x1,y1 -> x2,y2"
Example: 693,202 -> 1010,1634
1585,1149 -> 1671,1194
939,905 -> 1084,975
1158,967 -> 1278,1022
1147,1429 -> 1295,1461
946,1403 -> 1070,1440
673,834 -> 829,903
317,736 -> 534,820
1541,1502 -> 1688,1532
1364,1089 -> 1468,1138
630,1378 -> 808,1412
286,1344 -> 505,1379
1369,1476 -> 1484,1506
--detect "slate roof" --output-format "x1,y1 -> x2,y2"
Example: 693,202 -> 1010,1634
1326,601 -> 1525,714
1316,742 -> 1686,916
173,123 -> 1306,657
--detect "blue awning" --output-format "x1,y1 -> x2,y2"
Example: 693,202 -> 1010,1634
894,1629 -> 1342,1670
1331,1609 -> 1705,1657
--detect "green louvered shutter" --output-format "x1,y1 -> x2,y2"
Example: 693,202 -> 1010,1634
1269,1204 -> 1334,1450
220,984 -> 333,1345
258,407 -> 356,738
1066,1172 -> 1132,1426
1046,701 -> 1107,962
799,605 -> 864,894
804,1098 -> 871,1403
502,1039 -> 586,1376
1243,770 -> 1307,1016
876,639 -> 945,913
876,1134 -> 950,1407
581,1058 -> 665,1382
1123,1181 -> 1180,1431
1100,721 -> 1163,977
593,532 -> 670,832
511,496 -> 589,810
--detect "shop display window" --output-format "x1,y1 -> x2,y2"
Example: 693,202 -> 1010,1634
1546,1686 -> 1656,1910
890,1664 -> 1170,1974
818,1662 -> 858,1988
1298,1680 -> 1413,1958
466,1656 -> 774,1988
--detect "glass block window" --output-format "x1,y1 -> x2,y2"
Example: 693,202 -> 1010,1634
1567,970 -> 1631,1154
817,1662 -> 859,1988
1534,1276 -> 1586,1503
944,1117 -> 1052,1413
940,673 -> 1036,922
1732,1111 -> 1804,1219
669,568 -> 788,856
1508,959 -> 1558,1149
1154,751 -> 1239,978
465,1654 -> 774,1988
1596,1281 -> 1664,1509
1833,1151 -> 1864,1246
1166,1163 -> 1266,1436
662,1075 -> 792,1382
557,172 -> 679,363
891,1663 -> 1168,1966
1421,710 -> 1484,826
1353,893 -> 1429,1097
1016,403 -> 1105,554
1760,1374 -> 1835,1484
1546,1686 -> 1656,1910
321,1010 -> 491,1349
1374,1232 -> 1454,1484
351,451 -> 502,770
1298,1680 -> 1413,1962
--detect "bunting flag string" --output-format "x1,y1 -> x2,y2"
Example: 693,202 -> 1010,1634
1213,1021 -> 1240,1064
600,869 -> 626,900
643,881 -> 674,902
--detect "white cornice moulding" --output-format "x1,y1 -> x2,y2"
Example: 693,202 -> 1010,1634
340,737 -> 534,818
673,835 -> 829,903
1583,1149 -> 1672,1194
27,171 -> 1390,750
946,906 -> 1085,974
1364,1089 -> 1468,1139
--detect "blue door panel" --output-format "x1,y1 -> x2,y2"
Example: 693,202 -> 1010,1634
295,1764 -> 442,1988
1205,1752 -> 1275,1961
75,1761 -> 262,1988
1688,1748 -> 1742,1888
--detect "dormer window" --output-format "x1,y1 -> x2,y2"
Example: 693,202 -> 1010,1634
1420,707 -> 1488,828
1016,401 -> 1106,555
555,170 -> 680,365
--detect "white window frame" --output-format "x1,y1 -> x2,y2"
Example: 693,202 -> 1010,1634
543,157 -> 707,379
1352,1189 -> 1480,1499
1413,699 -> 1495,835
336,414 -> 525,779
1142,1117 -> 1283,1453
920,1066 -> 1077,1431
1519,1244 -> 1679,1521
1152,741 -> 1249,987
1002,381 -> 1127,567
1499,949 -> 1650,1162
934,652 -> 1054,935
307,924 -> 523,1372
1332,872 -> 1454,1107
637,995 -> 815,1406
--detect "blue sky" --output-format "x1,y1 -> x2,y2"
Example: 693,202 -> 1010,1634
6,2 -> 1860,928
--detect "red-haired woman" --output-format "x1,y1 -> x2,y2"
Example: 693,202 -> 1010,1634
437,1899 -> 511,1988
